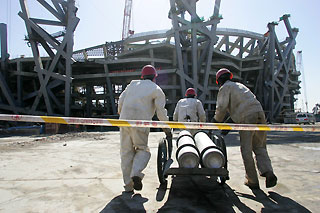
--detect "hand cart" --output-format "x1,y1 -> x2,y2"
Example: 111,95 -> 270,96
157,132 -> 229,185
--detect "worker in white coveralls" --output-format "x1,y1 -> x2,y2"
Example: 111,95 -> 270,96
212,68 -> 277,189
173,88 -> 206,135
118,65 -> 172,193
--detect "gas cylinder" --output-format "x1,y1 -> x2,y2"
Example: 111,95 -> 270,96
176,130 -> 200,168
194,131 -> 225,168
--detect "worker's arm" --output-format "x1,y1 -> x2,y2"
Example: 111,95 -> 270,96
197,101 -> 206,122
173,101 -> 180,121
214,85 -> 230,122
154,88 -> 172,138
118,88 -> 127,114
154,88 -> 169,122
220,116 -> 234,136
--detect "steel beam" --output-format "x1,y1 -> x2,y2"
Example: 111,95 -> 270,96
103,64 -> 116,114
262,15 -> 298,122
0,23 -> 8,71
169,0 -> 221,101
19,0 -> 78,116
169,0 -> 187,95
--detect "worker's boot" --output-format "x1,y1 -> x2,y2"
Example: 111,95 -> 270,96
244,180 -> 260,190
132,176 -> 143,191
263,171 -> 277,188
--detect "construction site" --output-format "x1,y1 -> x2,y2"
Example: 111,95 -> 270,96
0,0 -> 319,212
0,0 -> 302,123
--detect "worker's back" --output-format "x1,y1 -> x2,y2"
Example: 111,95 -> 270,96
118,80 -> 168,121
215,80 -> 263,123
173,98 -> 206,122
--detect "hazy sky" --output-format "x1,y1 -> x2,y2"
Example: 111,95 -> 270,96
1,0 -> 319,112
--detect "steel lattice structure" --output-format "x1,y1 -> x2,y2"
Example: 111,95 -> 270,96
168,0 -> 299,122
0,0 -> 300,123
0,0 -> 79,116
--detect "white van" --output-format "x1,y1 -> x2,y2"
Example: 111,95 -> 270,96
296,113 -> 316,124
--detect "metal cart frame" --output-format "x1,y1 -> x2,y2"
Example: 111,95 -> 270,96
157,132 -> 229,185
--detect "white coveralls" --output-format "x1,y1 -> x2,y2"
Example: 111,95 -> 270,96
173,98 -> 206,135
214,80 -> 273,185
118,80 -> 169,191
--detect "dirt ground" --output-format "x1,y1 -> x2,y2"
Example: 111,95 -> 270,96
0,126 -> 319,212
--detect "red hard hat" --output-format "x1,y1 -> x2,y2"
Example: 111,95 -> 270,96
185,88 -> 197,97
141,65 -> 157,80
216,68 -> 233,84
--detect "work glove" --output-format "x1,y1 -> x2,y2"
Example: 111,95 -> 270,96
220,129 -> 230,136
211,117 -> 218,123
220,116 -> 233,136
162,128 -> 172,139
224,117 -> 234,124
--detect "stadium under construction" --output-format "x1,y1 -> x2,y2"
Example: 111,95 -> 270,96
0,0 -> 300,123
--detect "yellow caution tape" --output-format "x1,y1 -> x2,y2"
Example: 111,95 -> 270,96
40,116 -> 68,124
165,121 -> 186,129
108,119 -> 130,127
216,124 -> 233,130
257,125 -> 271,131
0,114 -> 319,132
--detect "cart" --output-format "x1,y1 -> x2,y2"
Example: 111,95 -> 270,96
157,131 -> 229,185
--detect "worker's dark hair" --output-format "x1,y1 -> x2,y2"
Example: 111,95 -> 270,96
142,74 -> 155,81
218,73 -> 231,86
186,94 -> 195,98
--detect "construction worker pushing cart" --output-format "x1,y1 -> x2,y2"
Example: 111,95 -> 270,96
173,88 -> 206,135
212,68 -> 277,189
118,65 -> 172,193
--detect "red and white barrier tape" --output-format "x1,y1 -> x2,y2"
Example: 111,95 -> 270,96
0,114 -> 319,132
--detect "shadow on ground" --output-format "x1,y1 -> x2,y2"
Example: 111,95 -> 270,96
157,176 -> 250,212
156,176 -> 311,212
236,189 -> 312,213
99,192 -> 148,213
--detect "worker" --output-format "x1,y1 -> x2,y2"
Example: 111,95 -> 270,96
212,68 -> 277,189
173,88 -> 206,135
118,65 -> 172,193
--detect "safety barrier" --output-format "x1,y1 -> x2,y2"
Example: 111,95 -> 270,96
0,114 -> 320,132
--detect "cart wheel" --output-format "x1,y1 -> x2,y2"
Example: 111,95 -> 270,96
215,135 -> 228,169
215,135 -> 229,185
157,138 -> 168,184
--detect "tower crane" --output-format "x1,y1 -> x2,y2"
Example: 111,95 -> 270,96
296,50 -> 308,112
122,0 -> 134,40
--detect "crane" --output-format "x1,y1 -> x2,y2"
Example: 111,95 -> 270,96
296,50 -> 308,112
122,0 -> 134,40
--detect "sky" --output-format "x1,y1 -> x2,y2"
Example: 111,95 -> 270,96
0,0 -> 319,112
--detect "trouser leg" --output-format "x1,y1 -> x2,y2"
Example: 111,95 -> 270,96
239,130 -> 259,184
120,127 -> 135,191
252,112 -> 273,175
130,127 -> 151,179
252,131 -> 273,175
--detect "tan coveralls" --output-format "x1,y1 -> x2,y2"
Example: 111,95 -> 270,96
173,98 -> 206,135
214,80 -> 273,185
118,80 -> 169,191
